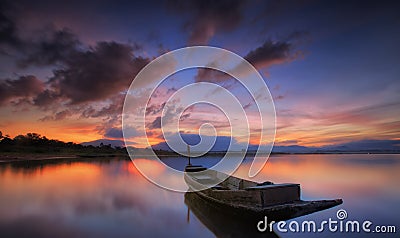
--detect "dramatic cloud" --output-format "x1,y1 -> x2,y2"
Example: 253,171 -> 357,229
2,40 -> 149,138
39,109 -> 72,121
195,39 -> 299,83
17,28 -> 80,68
146,102 -> 166,116
93,95 -> 125,118
1,2 -> 149,106
0,0 -> 398,147
82,94 -> 127,137
244,40 -> 296,69
0,1 -> 79,62
148,116 -> 162,130
168,0 -> 246,44
194,67 -> 232,83
47,41 -> 148,104
0,1 -> 20,49
179,113 -> 191,121
0,75 -> 45,105
33,89 -> 60,108
1,39 -> 148,139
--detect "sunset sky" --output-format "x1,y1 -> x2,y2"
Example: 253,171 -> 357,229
0,0 -> 399,148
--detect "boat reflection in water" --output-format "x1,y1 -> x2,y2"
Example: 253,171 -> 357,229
185,192 -> 280,238
184,165 -> 342,237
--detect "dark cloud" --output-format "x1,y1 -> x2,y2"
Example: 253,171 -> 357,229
0,2 -> 80,62
0,2 -> 150,136
40,109 -> 72,121
179,113 -> 191,121
0,40 -> 144,126
148,116 -> 161,130
1,2 -> 149,107
166,87 -> 177,94
48,41 -> 148,104
0,75 -> 45,105
168,0 -> 246,44
244,40 -> 295,69
0,1 -> 20,49
83,95 -> 127,138
36,84 -> 130,137
195,39 -> 299,82
194,67 -> 232,83
86,94 -> 125,119
0,1 -> 80,67
243,102 -> 252,110
17,28 -> 80,68
146,102 -> 165,116
33,89 -> 60,108
0,38 -> 148,122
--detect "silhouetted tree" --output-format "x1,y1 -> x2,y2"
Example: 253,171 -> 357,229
0,131 -> 128,155
0,137 -> 13,145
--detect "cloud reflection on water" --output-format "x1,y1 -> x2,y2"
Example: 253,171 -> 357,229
0,154 -> 399,237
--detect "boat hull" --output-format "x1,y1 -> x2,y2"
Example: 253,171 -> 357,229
190,189 -> 342,221
184,167 -> 342,221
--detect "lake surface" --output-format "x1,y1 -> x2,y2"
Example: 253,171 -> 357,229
0,154 -> 399,237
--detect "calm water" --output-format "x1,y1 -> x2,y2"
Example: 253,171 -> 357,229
0,154 -> 399,237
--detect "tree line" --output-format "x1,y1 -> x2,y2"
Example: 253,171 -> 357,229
0,131 -> 126,155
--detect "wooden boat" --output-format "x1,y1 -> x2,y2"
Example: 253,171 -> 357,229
184,165 -> 343,221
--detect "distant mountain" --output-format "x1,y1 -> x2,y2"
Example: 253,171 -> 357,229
152,134 -> 235,152
272,145 -> 314,153
273,140 -> 400,153
83,137 -> 400,153
153,138 -> 400,153
81,139 -> 125,148
321,140 -> 400,152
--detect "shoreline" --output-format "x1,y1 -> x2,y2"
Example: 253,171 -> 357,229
0,153 -> 129,164
1,152 -> 399,164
